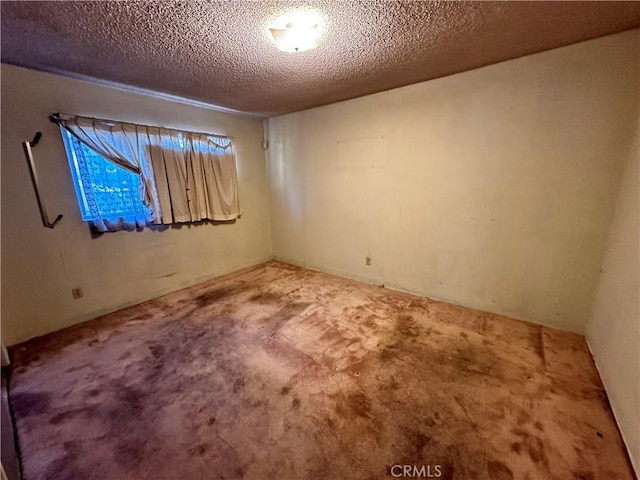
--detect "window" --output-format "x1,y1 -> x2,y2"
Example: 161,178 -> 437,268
60,128 -> 148,225
54,114 -> 241,232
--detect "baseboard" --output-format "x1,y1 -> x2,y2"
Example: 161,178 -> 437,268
6,255 -> 273,347
272,256 -> 585,335
0,346 -> 9,368
586,339 -> 638,477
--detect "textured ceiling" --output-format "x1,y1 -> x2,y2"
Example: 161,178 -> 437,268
2,1 -> 639,118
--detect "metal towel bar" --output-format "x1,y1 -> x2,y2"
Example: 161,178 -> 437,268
23,132 -> 63,228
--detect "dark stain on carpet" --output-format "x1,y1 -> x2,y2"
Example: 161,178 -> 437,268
10,391 -> 50,417
396,314 -> 421,337
261,301 -> 310,331
346,392 -> 372,418
487,460 -> 514,480
195,283 -> 250,306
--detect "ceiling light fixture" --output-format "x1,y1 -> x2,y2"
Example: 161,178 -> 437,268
269,11 -> 322,53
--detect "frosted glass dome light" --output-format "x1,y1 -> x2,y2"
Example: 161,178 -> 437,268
269,12 -> 322,52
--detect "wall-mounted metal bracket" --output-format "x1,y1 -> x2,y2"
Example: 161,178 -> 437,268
23,132 -> 63,229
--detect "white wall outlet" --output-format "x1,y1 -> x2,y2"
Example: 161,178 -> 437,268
365,256 -> 371,266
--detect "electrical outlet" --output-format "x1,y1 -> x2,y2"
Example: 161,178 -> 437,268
72,288 -> 83,299
365,256 -> 371,266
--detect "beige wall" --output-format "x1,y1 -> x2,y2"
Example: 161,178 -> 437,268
1,64 -> 272,345
587,127 -> 639,473
266,30 -> 639,333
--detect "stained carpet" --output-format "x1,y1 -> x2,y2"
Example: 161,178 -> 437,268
8,261 -> 636,480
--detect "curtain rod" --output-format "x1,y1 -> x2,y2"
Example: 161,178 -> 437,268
49,113 -> 233,141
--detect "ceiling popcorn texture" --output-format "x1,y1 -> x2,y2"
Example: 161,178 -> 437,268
1,1 -> 639,118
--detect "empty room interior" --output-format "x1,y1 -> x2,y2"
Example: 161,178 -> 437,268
1,1 -> 639,479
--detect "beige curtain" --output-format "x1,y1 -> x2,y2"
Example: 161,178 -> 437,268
53,114 -> 241,226
150,132 -> 241,223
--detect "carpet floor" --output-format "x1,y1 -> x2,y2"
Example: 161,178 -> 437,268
8,261 -> 635,480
